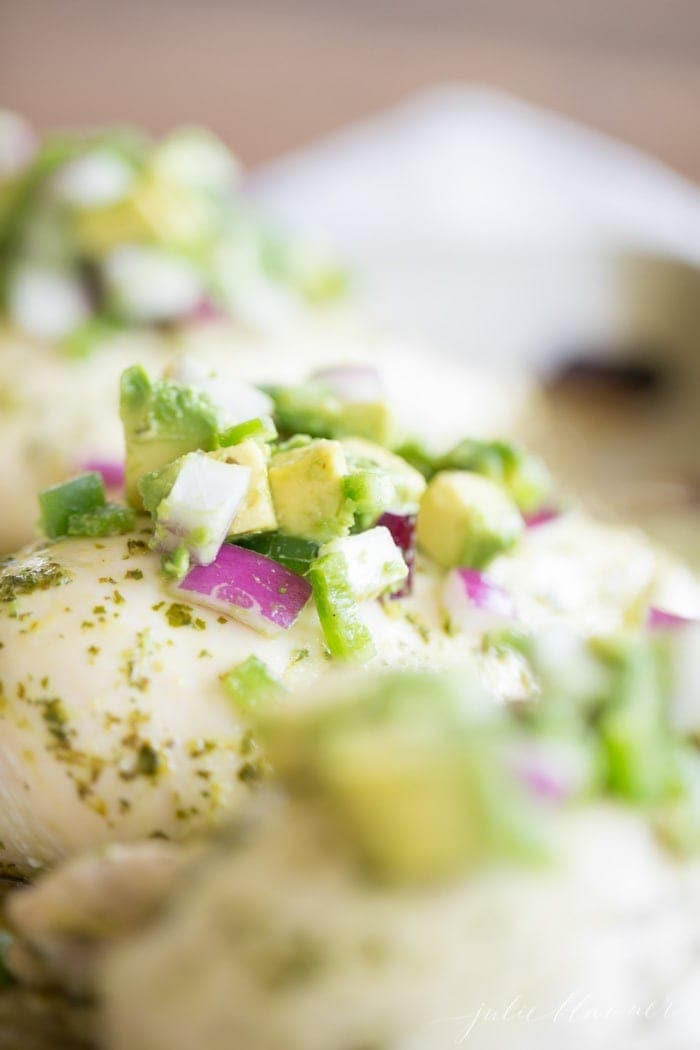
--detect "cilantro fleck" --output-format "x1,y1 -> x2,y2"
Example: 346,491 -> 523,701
166,603 -> 195,628
136,743 -> 161,777
0,557 -> 72,603
41,698 -> 70,747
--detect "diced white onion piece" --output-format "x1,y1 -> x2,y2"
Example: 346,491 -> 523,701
166,355 -> 272,429
227,275 -> 304,334
102,245 -> 204,323
376,511 -> 416,598
175,543 -> 312,635
310,364 -> 383,403
50,150 -> 135,207
320,526 -> 408,601
152,128 -> 239,193
0,111 -> 36,177
8,265 -> 90,340
441,567 -> 517,634
154,452 -> 250,565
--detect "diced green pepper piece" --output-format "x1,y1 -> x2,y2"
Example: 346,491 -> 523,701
221,655 -> 283,716
66,502 -> 136,537
235,533 -> 318,576
595,638 -> 674,803
217,415 -> 277,448
39,472 -> 105,539
309,551 -> 376,663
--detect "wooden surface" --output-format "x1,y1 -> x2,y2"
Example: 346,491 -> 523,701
1,0 -> 700,180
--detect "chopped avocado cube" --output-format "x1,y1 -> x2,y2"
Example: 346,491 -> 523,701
268,381 -> 341,439
236,533 -> 319,576
417,470 -> 523,569
221,655 -> 283,717
268,439 -> 354,544
66,502 -> 136,537
392,437 -> 436,479
210,440 -> 277,537
309,551 -> 376,663
335,401 -> 396,446
217,415 -> 277,448
269,382 -> 396,445
39,471 -> 106,539
342,470 -> 396,531
258,670 -> 550,883
318,526 -> 408,601
436,438 -> 553,515
75,174 -> 214,255
138,457 -> 184,516
120,365 -> 220,508
145,450 -> 251,565
341,437 -> 427,512
166,357 -> 273,431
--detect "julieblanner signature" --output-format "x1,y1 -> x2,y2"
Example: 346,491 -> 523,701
435,991 -> 675,1043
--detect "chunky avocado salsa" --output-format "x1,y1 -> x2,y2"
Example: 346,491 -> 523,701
33,356 -> 551,659
0,113 -> 345,350
7,355 -> 698,877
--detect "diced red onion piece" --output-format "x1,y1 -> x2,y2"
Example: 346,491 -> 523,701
79,459 -> 125,491
441,567 -> 516,633
523,507 -> 561,529
175,543 -> 312,635
647,606 -> 697,631
185,297 -> 226,325
511,740 -> 586,804
377,512 -> 416,598
310,364 -> 383,403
